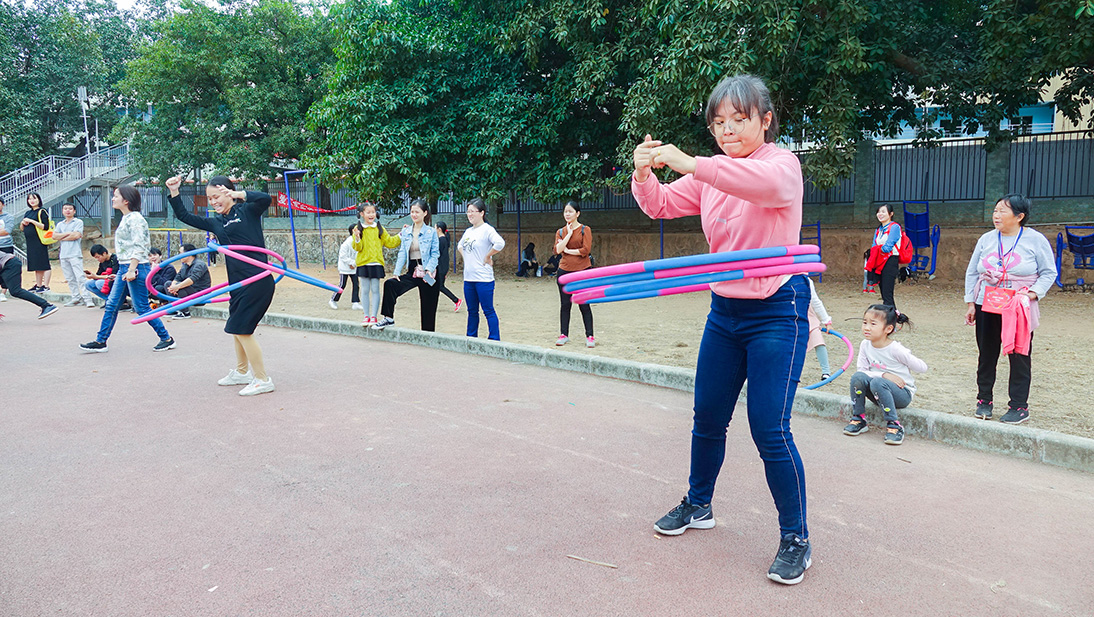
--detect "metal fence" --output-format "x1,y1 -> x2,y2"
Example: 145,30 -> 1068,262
874,137 -> 987,203
794,150 -> 855,204
1009,131 -> 1094,199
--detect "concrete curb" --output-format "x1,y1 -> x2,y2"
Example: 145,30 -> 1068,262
59,294 -> 1094,475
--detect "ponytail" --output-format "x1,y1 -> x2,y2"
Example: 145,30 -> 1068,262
866,304 -> 913,335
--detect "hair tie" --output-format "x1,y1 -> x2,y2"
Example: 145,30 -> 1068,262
895,309 -> 901,316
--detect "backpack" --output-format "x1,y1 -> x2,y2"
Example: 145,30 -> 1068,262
898,230 -> 914,265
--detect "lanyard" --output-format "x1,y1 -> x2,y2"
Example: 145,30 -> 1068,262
996,228 -> 1023,277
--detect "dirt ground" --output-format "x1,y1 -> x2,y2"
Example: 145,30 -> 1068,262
37,258 -> 1094,439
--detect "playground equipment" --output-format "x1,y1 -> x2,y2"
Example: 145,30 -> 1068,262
1055,226 -> 1094,289
902,201 -> 941,280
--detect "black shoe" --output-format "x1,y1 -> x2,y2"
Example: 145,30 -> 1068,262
80,340 -> 108,353
768,533 -> 812,585
172,310 -> 192,320
38,304 -> 59,319
29,285 -> 41,292
371,317 -> 395,330
884,421 -> 904,445
653,497 -> 715,536
119,303 -> 133,312
1000,407 -> 1029,425
843,415 -> 868,436
974,399 -> 993,420
153,337 -> 176,352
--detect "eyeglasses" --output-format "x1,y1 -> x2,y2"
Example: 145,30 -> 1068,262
708,116 -> 752,136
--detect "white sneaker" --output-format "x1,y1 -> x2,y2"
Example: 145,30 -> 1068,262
239,377 -> 275,396
85,300 -> 96,308
351,302 -> 363,310
64,298 -> 81,307
0,291 -> 7,302
328,299 -> 339,310
218,369 -> 253,386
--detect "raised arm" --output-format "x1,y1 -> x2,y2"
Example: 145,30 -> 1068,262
166,177 -> 216,233
241,191 -> 272,216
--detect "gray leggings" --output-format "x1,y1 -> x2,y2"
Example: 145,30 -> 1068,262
850,371 -> 911,424
359,276 -> 382,317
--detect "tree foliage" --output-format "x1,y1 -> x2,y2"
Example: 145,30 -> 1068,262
112,0 -> 335,179
305,0 -> 1093,197
304,0 -> 530,206
0,0 -> 133,170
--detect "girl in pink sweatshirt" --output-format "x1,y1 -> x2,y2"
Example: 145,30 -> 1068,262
634,74 -> 812,586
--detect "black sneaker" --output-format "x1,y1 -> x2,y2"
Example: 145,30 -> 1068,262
1000,407 -> 1030,425
653,497 -> 715,535
974,399 -> 993,420
38,304 -> 59,319
884,422 -> 904,445
153,337 -> 176,352
371,317 -> 395,330
172,310 -> 192,320
843,415 -> 868,436
80,340 -> 108,353
768,533 -> 812,585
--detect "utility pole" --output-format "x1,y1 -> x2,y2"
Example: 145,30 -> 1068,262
77,87 -> 90,156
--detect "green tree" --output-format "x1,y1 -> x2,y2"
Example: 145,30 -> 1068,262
304,0 -> 539,207
113,0 -> 335,179
0,0 -> 107,170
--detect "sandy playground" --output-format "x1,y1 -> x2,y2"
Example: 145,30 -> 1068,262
32,258 -> 1094,440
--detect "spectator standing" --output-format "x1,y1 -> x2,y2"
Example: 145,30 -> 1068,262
553,201 -> 595,348
54,203 -> 95,307
19,192 -> 51,292
0,196 -> 14,302
435,221 -> 462,311
457,198 -> 505,340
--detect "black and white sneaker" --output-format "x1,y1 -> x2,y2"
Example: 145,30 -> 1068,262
80,340 -> 108,353
172,310 -> 191,320
974,399 -> 993,420
38,304 -> 59,319
843,415 -> 868,436
371,317 -> 395,330
653,497 -> 715,535
1000,406 -> 1030,425
884,422 -> 905,445
153,337 -> 176,352
767,533 -> 812,585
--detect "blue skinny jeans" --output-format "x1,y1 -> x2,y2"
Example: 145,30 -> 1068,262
96,262 -> 170,343
687,276 -> 810,539
463,280 -> 499,340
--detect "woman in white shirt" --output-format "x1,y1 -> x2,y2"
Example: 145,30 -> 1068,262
80,186 -> 175,353
457,198 -> 505,340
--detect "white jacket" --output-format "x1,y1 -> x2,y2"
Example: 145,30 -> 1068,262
337,237 -> 357,274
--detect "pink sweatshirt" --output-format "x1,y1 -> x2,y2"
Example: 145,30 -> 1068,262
631,142 -> 803,299
1000,291 -> 1033,356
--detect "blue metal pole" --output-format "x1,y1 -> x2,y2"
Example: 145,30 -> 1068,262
314,179 -> 326,270
517,196 -> 522,270
283,171 -> 302,268
660,219 -> 664,259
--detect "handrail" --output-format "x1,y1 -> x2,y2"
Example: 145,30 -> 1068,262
0,143 -> 130,220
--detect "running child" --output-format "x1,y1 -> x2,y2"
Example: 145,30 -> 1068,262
330,224 -> 362,311
843,304 -> 928,445
352,204 -> 400,326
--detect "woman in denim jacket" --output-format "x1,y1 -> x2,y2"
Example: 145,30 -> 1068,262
372,199 -> 441,332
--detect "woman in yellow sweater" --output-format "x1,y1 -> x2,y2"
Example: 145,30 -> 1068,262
352,204 -> 401,325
